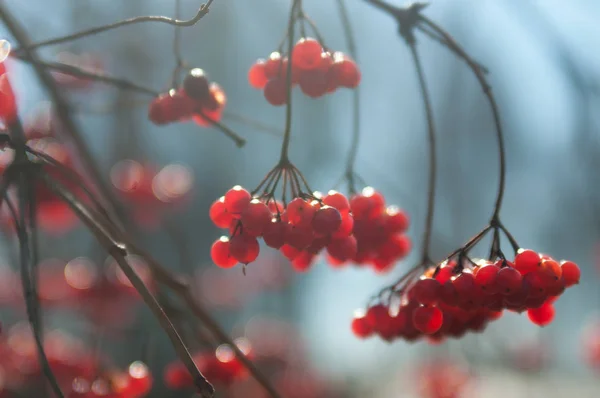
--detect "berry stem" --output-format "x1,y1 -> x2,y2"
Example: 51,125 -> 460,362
11,0 -> 214,54
172,0 -> 186,87
336,0 -> 362,195
416,16 -> 506,222
278,0 -> 301,164
195,109 -> 246,147
407,41 -> 437,266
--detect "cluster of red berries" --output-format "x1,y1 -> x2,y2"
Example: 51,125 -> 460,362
148,68 -> 226,127
164,340 -> 251,389
209,186 -> 410,272
352,249 -> 581,342
248,37 -> 361,105
110,160 -> 193,228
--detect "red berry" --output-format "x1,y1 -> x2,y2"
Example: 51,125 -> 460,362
527,302 -> 555,326
383,206 -> 409,235
280,244 -> 300,261
286,198 -> 316,227
312,206 -> 342,236
351,311 -> 373,338
539,259 -> 562,284
298,70 -> 328,98
229,234 -> 260,264
452,272 -> 475,298
410,278 -> 441,305
263,77 -> 288,106
148,94 -> 170,125
240,199 -> 272,236
474,264 -> 500,294
561,261 -> 580,286
209,196 -> 233,228
285,223 -> 314,250
183,68 -> 210,100
323,190 -> 350,214
199,82 -> 227,112
211,237 -> 238,268
291,251 -> 315,272
496,266 -> 523,295
248,59 -> 268,89
333,212 -> 354,238
224,186 -> 251,215
262,219 -> 286,249
412,306 -> 443,334
327,235 -> 358,262
514,249 -> 540,274
264,52 -> 283,79
292,38 -> 323,70
330,52 -> 361,88
365,304 -> 390,331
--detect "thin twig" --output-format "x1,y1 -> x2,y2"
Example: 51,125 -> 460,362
12,0 -> 215,53
11,55 -> 159,96
407,42 -> 437,265
336,0 -> 362,195
416,15 -> 506,220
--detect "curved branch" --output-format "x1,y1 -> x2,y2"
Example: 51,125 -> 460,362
12,0 -> 214,53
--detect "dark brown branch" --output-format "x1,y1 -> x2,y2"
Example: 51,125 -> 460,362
41,172 -> 215,398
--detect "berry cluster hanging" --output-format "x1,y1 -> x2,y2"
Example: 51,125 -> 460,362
352,247 -> 581,343
148,68 -> 226,127
249,37 -> 360,105
210,185 -> 410,273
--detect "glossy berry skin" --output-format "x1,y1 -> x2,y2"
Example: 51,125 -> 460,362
323,190 -> 350,214
327,236 -> 358,262
312,206 -> 342,236
229,234 -> 260,264
330,52 -> 361,88
515,249 -> 540,274
262,220 -> 286,249
287,198 -> 316,227
496,266 -> 522,295
410,278 -> 441,305
248,59 -> 268,89
527,302 -> 555,326
560,261 -> 580,286
209,197 -> 233,228
351,314 -> 373,338
474,265 -> 500,294
292,38 -> 323,70
183,68 -> 210,100
240,199 -> 272,237
211,237 -> 238,268
412,306 -> 443,334
224,186 -> 252,215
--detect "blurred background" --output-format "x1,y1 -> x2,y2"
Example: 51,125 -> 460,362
0,0 -> 599,397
